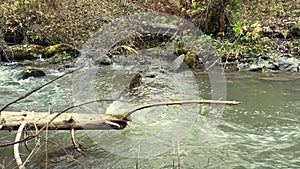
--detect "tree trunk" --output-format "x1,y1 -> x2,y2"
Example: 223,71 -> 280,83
0,111 -> 128,130
201,0 -> 229,34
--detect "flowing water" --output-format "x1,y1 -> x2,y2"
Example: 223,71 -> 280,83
0,64 -> 299,169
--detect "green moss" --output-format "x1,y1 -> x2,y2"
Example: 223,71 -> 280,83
175,47 -> 189,55
19,68 -> 46,80
27,44 -> 44,55
43,43 -> 80,58
111,114 -> 131,121
184,51 -> 197,68
3,44 -> 44,61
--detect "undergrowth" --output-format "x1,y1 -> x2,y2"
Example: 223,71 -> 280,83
0,0 -> 299,60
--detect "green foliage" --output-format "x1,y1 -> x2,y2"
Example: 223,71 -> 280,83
247,22 -> 263,40
232,20 -> 263,40
53,52 -> 72,63
232,21 -> 247,37
230,0 -> 242,11
281,30 -> 289,39
290,23 -> 299,31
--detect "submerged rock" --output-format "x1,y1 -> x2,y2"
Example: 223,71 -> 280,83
17,68 -> 46,80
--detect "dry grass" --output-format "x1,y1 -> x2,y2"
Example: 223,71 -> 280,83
1,0 -> 297,47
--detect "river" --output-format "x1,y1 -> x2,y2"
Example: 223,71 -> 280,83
0,65 -> 299,168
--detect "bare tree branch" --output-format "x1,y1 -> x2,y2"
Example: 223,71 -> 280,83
123,100 -> 241,120
14,122 -> 26,169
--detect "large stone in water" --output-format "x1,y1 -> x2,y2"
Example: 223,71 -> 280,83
17,68 -> 46,80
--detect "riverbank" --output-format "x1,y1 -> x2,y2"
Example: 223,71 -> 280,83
0,0 -> 299,73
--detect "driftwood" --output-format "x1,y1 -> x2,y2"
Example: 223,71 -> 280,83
0,100 -> 240,131
0,111 -> 128,131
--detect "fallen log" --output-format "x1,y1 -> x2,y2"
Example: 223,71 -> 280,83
0,100 -> 241,131
0,111 -> 128,131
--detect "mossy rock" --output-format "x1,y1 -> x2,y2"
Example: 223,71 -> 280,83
43,43 -> 80,59
2,44 -> 44,61
184,51 -> 197,68
129,73 -> 142,89
17,68 -> 46,80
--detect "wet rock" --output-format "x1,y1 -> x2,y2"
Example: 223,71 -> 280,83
17,68 -> 46,80
247,64 -> 265,72
223,61 -> 238,71
129,73 -> 142,90
1,44 -> 44,61
170,54 -> 185,72
246,58 -> 278,72
237,62 -> 249,71
94,56 -> 112,65
275,57 -> 299,72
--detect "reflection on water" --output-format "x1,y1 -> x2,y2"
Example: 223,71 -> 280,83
0,66 -> 300,168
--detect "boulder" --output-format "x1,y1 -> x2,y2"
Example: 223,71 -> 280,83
17,68 -> 46,80
276,57 -> 299,72
43,43 -> 80,59
1,44 -> 44,61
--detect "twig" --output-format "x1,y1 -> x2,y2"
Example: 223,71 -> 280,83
123,100 -> 241,120
70,128 -> 82,152
13,122 -> 26,169
0,67 -> 83,114
23,129 -> 31,151
45,121 -> 49,169
21,124 -> 41,168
